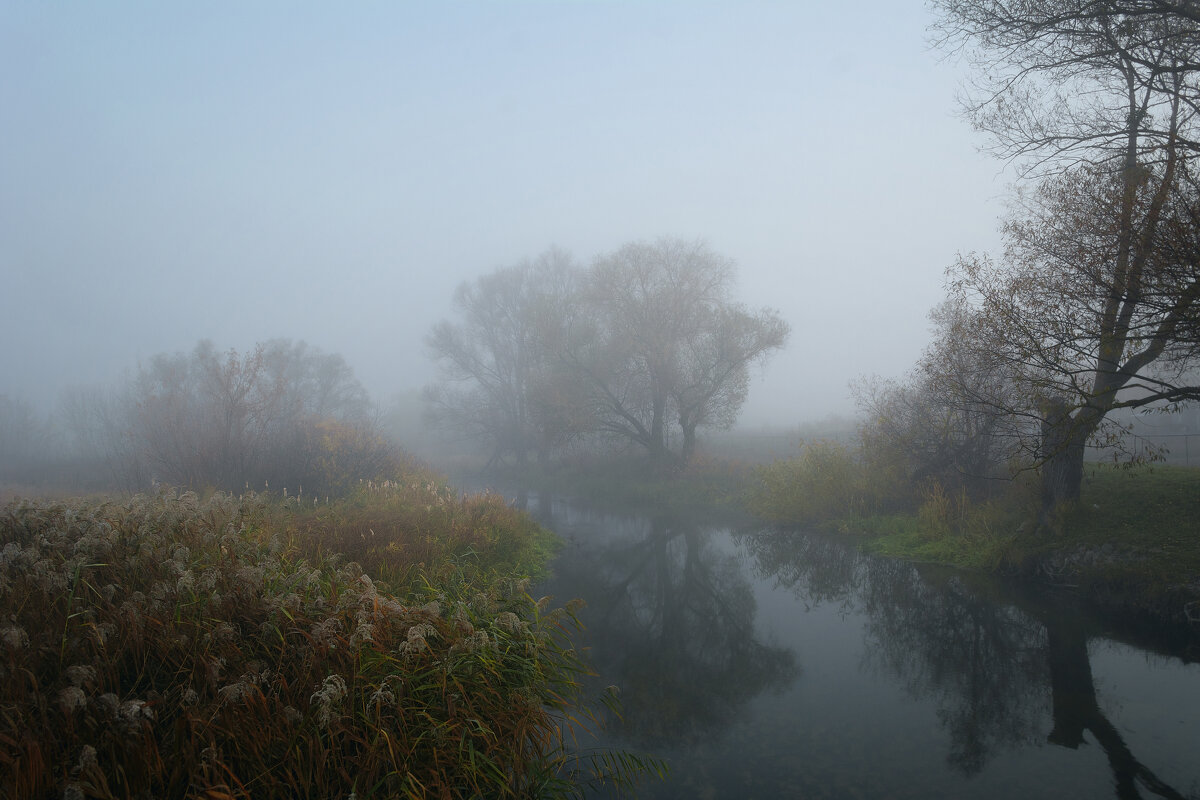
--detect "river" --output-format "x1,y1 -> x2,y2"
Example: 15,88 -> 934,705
510,490 -> 1200,799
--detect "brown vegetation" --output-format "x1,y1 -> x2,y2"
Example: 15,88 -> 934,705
0,483 -> 656,799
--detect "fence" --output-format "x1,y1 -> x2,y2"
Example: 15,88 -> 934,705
1090,432 -> 1200,467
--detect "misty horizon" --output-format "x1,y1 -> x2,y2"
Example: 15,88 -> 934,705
1,2 -> 1007,430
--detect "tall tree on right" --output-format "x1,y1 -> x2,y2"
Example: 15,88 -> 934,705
932,0 -> 1200,514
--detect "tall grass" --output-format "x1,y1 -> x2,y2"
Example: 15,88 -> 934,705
284,479 -> 558,593
0,486 -> 662,799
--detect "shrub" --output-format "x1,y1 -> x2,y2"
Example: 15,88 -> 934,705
748,440 -> 904,525
912,476 -> 1037,544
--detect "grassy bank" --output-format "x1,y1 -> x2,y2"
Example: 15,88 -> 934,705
0,478 -> 662,799
488,438 -> 1199,625
750,453 -> 1200,623
830,465 -> 1199,568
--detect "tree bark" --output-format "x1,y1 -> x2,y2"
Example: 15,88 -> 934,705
680,422 -> 697,466
1039,398 -> 1088,517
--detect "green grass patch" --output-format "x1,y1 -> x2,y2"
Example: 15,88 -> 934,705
1069,462 -> 1200,542
769,463 -> 1200,609
852,512 -> 1022,571
744,445 -> 1200,613
1019,463 -> 1200,592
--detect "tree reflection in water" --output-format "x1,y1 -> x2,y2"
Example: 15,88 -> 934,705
534,504 -> 797,749
737,525 -> 1191,799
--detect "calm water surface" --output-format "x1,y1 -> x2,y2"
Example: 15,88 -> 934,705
512,491 -> 1200,800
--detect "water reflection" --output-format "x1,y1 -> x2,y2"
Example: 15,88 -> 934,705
861,565 -> 1048,775
1039,605 -> 1188,800
738,526 -> 1192,799
507,486 -> 1200,798
533,500 -> 797,748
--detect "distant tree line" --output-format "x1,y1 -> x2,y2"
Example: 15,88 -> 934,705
0,394 -> 56,489
0,339 -> 398,496
424,238 -> 790,470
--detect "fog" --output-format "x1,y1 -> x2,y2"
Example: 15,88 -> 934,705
1,2 -> 1005,427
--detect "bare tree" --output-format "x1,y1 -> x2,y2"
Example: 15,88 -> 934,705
81,339 -> 381,493
425,248 -> 585,468
58,384 -> 148,490
129,341 -> 280,489
932,0 -> 1200,170
259,339 -> 372,426
933,0 -> 1200,511
856,300 -> 1028,499
569,238 -> 789,468
670,305 -> 789,463
427,240 -> 788,470
949,162 -> 1200,509
0,395 -> 54,488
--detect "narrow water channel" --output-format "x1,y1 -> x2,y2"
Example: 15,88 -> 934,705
514,490 -> 1200,800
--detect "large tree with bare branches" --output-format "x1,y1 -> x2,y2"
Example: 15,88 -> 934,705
932,0 -> 1200,511
567,238 -> 789,468
425,248 -> 586,468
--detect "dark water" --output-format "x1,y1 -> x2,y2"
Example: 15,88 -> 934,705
515,491 -> 1200,800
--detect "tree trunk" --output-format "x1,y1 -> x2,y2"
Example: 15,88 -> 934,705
649,383 -> 668,464
680,422 -> 697,466
1039,398 -> 1088,519
647,438 -> 673,471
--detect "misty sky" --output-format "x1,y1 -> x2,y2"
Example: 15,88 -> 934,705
1,2 -> 1008,427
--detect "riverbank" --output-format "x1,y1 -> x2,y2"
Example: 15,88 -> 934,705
487,456 -> 1200,631
0,476 -> 660,799
833,464 -> 1200,627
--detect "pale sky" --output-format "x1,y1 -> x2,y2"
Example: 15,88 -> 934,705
0,1 -> 1007,427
